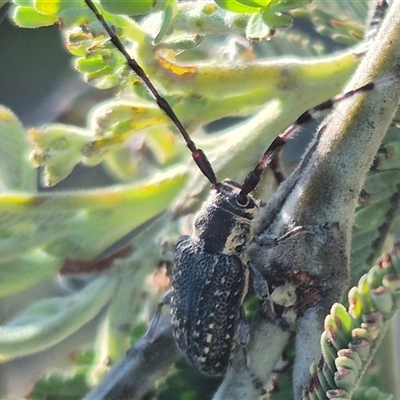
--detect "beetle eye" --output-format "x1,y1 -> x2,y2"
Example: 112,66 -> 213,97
236,196 -> 249,207
235,244 -> 244,253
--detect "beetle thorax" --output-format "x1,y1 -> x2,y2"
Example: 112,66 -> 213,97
191,180 -> 260,256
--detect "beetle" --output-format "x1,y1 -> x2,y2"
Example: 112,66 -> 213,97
84,0 -> 400,391
84,1 -> 270,386
171,180 -> 261,376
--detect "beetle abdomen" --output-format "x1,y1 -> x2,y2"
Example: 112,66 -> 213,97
171,236 -> 247,375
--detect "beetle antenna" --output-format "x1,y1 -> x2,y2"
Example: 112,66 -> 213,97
84,0 -> 218,187
237,74 -> 400,204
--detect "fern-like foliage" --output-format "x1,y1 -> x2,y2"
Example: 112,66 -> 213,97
302,240 -> 400,400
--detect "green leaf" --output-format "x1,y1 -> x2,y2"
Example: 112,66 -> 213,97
261,6 -> 293,28
246,12 -> 273,40
0,275 -> 118,360
235,0 -> 265,8
34,0 -> 62,15
214,0 -> 260,13
0,106 -> 36,192
0,168 -> 187,263
12,0 -> 34,7
29,371 -> 90,400
0,249 -> 60,297
29,124 -> 91,186
153,1 -> 177,44
11,5 -> 57,27
99,0 -> 171,16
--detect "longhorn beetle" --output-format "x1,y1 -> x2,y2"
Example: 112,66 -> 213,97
84,0 -> 400,392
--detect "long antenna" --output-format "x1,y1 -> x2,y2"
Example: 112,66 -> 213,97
84,0 -> 218,187
85,1 -> 400,207
236,74 -> 400,204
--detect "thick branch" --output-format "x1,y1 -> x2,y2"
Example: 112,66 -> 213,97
217,2 -> 400,399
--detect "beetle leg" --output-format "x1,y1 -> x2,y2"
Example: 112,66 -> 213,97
249,262 -> 269,299
254,222 -> 338,248
237,308 -> 250,348
146,289 -> 172,340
